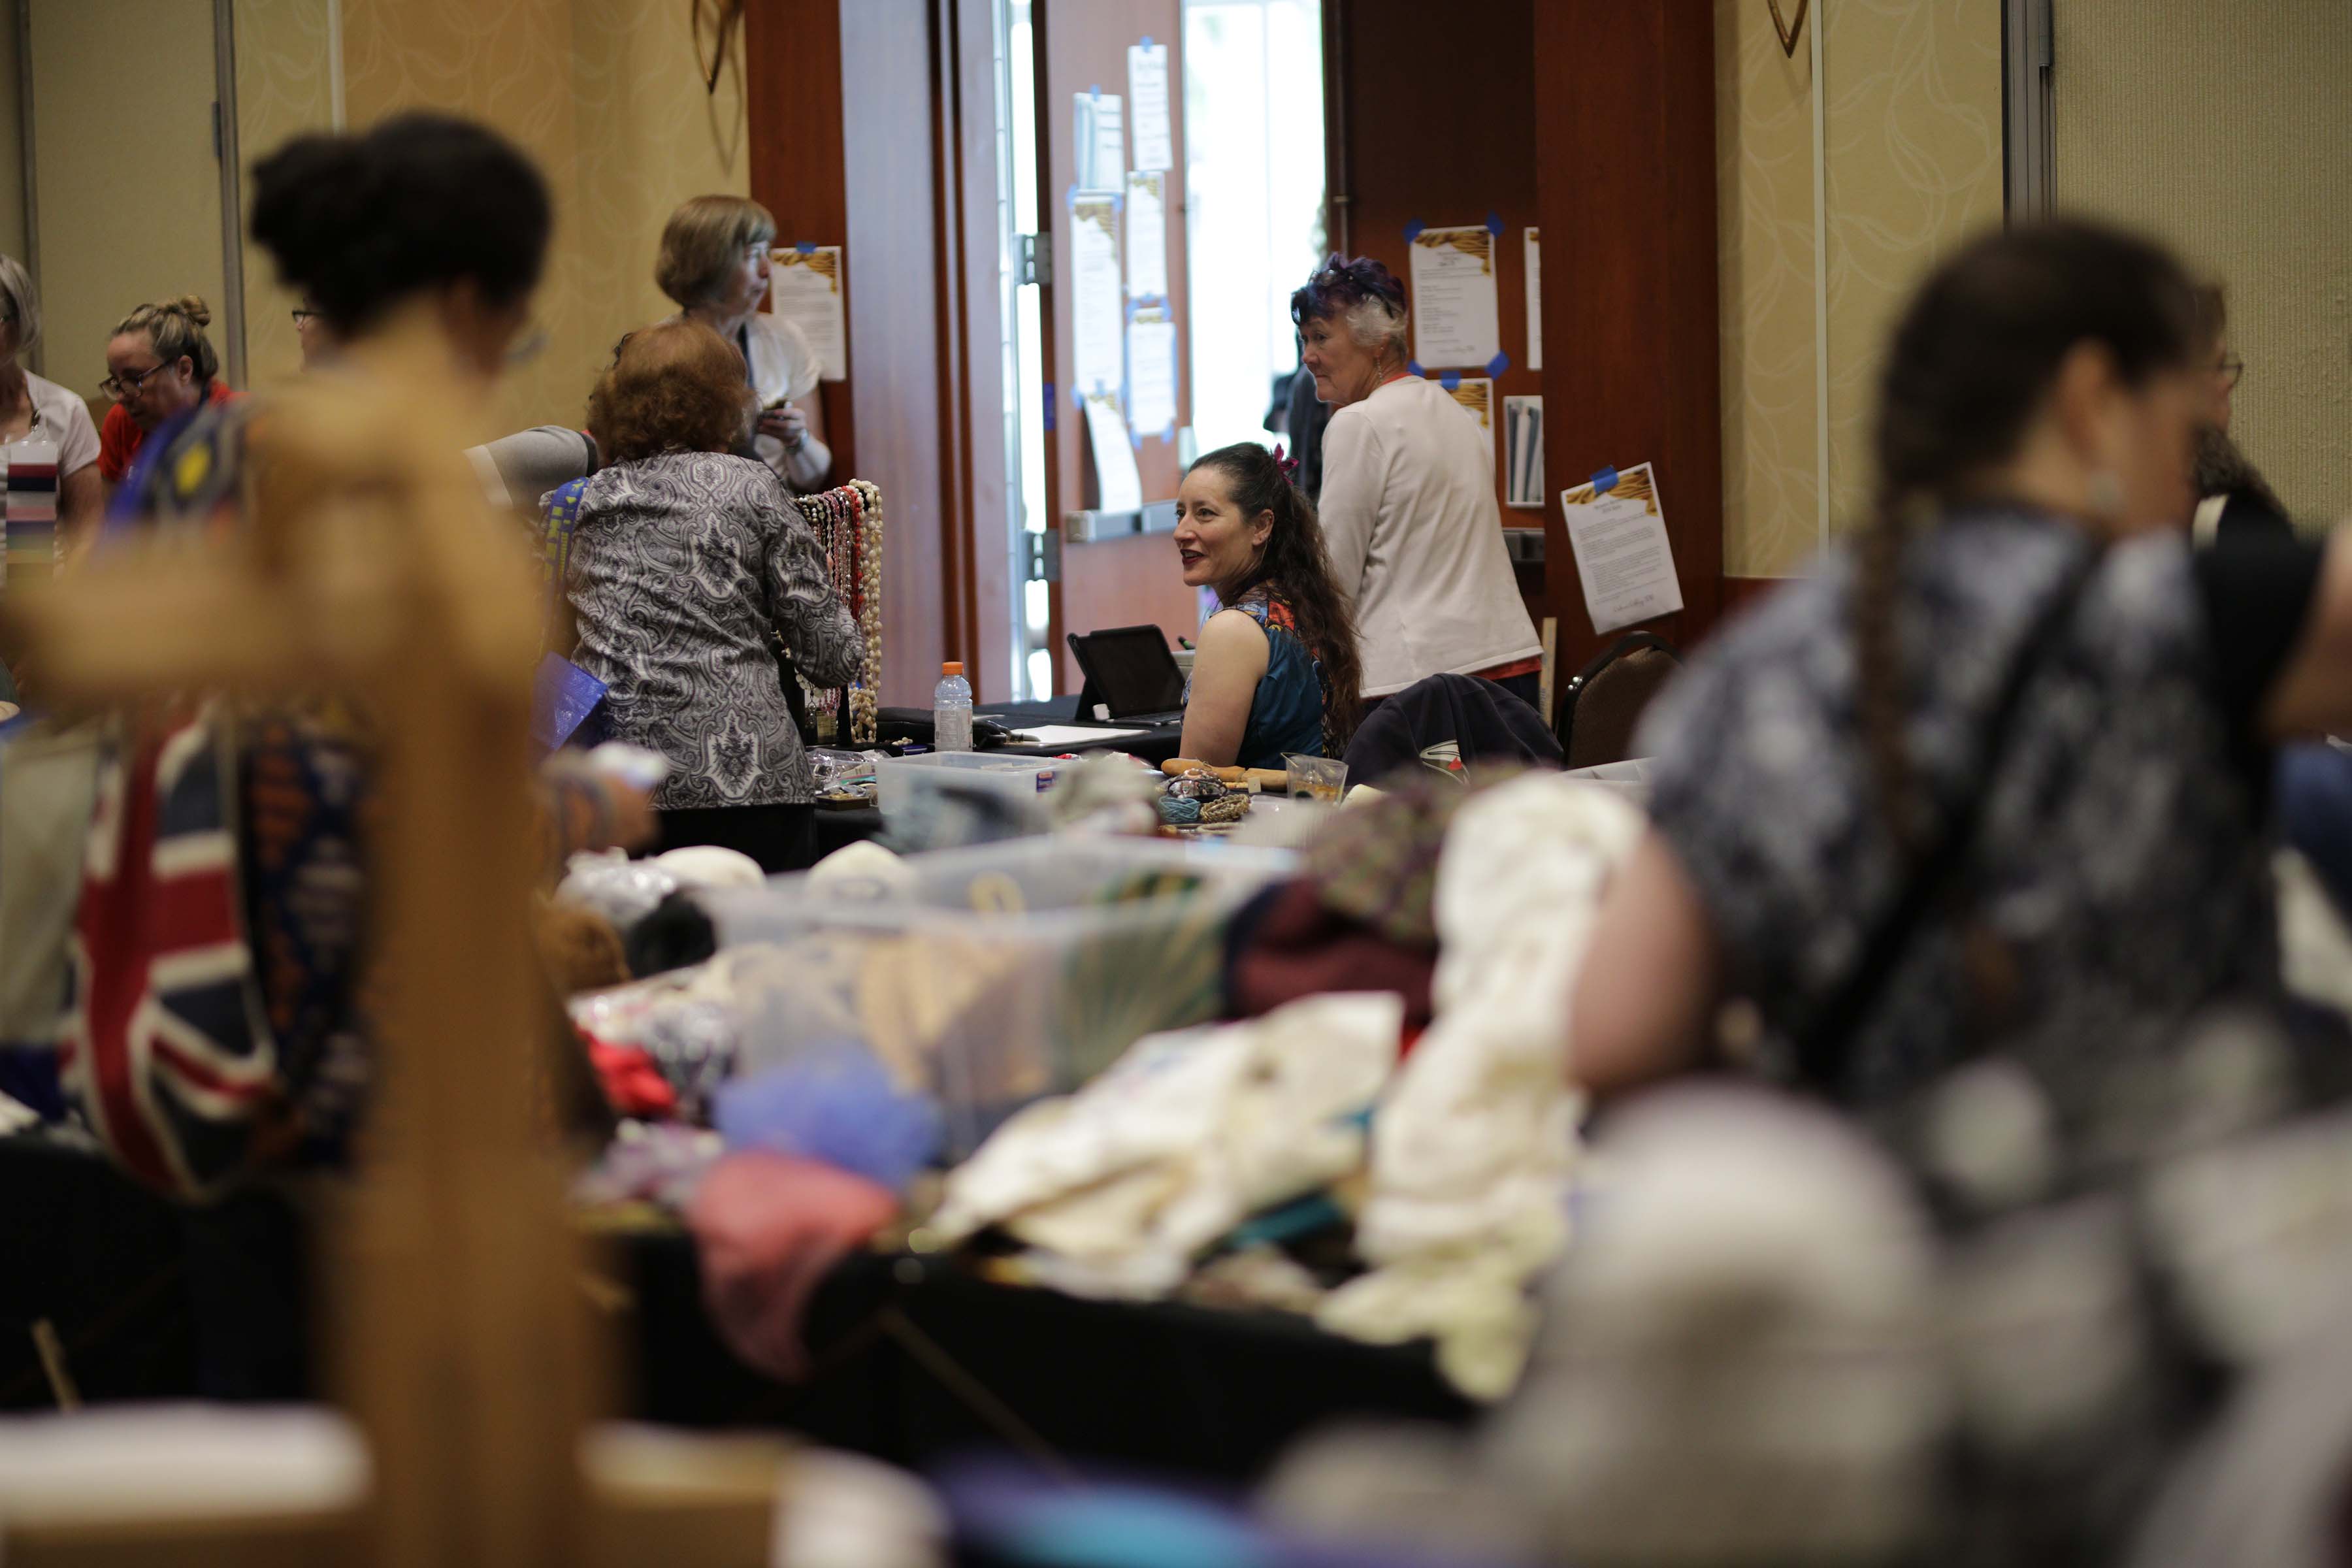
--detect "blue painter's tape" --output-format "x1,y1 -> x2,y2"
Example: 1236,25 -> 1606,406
1486,350 -> 1511,378
1090,84 -> 1100,99
1158,423 -> 1175,443
1402,219 -> 1426,243
1486,210 -> 1505,235
1042,382 -> 1056,431
1592,466 -> 1620,495
1439,371 -> 1462,391
1405,360 -> 1426,378
1141,34 -> 1152,48
796,241 -> 816,254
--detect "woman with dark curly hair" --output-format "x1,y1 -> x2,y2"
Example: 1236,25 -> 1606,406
564,317 -> 861,871
1173,440 -> 1363,768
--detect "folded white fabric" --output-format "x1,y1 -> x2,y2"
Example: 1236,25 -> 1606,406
1320,774 -> 1645,1397
0,1404 -> 370,1528
930,992 -> 1403,1297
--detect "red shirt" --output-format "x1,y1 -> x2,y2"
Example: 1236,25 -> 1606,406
97,381 -> 239,483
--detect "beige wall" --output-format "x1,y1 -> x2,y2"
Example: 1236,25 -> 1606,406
232,0 -> 751,440
28,0 -> 228,400
1715,0 -> 2004,578
2053,1 -> 2352,527
234,0 -> 340,393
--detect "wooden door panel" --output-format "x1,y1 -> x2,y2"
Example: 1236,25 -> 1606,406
1037,0 -> 1198,686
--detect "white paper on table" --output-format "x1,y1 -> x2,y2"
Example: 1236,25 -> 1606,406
1504,396 -> 1544,510
1124,171 -> 1168,299
1083,395 -> 1143,514
1406,225 -> 1501,368
1524,228 -> 1543,370
1071,192 -> 1124,396
1015,724 -> 1154,748
1126,306 -> 1178,439
1560,465 -> 1682,634
1075,93 -> 1125,190
1440,376 -> 1493,434
1127,42 -> 1173,172
766,246 -> 848,382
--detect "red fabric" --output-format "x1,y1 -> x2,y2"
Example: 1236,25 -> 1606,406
689,1152 -> 898,1382
97,383 -> 238,483
1227,878 -> 1437,1052
581,1033 -> 678,1117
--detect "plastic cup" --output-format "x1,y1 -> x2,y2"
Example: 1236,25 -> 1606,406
1283,753 -> 1348,804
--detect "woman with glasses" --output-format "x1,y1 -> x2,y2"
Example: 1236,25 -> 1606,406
96,295 -> 237,489
291,298 -> 338,369
656,193 -> 832,493
0,255 -> 101,564
2189,281 -> 2291,542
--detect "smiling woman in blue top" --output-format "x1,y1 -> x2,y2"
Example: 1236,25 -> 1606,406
1173,440 -> 1364,770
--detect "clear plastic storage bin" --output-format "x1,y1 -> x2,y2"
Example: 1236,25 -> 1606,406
701,837 -> 1297,1156
874,751 -> 1063,842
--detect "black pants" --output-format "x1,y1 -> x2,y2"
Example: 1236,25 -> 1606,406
655,803 -> 817,874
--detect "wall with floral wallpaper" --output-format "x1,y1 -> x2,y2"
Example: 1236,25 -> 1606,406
2053,1 -> 2351,529
1714,0 -> 2004,580
233,0 -> 750,441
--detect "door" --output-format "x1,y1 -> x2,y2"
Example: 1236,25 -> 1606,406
1028,0 -> 1200,696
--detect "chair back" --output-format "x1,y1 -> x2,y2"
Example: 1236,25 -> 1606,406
1559,632 -> 1681,770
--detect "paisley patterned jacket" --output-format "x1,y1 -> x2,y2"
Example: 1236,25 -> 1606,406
566,452 -> 861,808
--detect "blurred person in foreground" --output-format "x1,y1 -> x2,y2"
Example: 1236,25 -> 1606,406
1573,218 -> 2352,1164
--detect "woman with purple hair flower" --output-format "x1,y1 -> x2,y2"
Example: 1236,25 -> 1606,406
1292,255 -> 1543,711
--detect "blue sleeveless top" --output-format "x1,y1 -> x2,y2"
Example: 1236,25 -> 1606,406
1223,587 -> 1330,771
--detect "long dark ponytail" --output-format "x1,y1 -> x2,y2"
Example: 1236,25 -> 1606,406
1188,440 -> 1365,751
1854,219 -> 2197,850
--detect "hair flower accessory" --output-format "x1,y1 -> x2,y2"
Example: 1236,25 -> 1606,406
1271,443 -> 1301,483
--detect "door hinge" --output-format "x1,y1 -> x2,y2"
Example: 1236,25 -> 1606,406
1024,528 -> 1061,583
1016,233 -> 1051,287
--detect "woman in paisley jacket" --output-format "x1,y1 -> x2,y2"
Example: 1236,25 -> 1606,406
566,317 -> 860,872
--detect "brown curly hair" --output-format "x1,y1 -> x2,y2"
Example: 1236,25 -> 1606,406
587,318 -> 751,463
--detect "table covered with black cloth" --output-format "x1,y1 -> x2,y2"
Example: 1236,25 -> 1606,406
622,1235 -> 1475,1483
0,1139 -> 1475,1482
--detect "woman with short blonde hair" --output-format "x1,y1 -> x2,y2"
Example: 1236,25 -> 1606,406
655,193 -> 831,491
0,254 -> 102,568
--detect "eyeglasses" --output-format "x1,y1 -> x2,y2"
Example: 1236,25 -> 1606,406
291,308 -> 320,325
2215,355 -> 2246,391
505,323 -> 548,367
99,361 -> 172,400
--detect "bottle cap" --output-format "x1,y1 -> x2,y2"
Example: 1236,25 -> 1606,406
942,661 -> 964,676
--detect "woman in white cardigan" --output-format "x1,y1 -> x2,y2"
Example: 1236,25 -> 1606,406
1295,254 -> 1543,708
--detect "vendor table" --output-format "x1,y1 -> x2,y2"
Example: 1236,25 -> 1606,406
1,1141 -> 1475,1482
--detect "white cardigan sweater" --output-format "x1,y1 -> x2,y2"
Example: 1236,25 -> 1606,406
1317,375 -> 1542,696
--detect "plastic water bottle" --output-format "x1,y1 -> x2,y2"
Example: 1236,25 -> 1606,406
932,661 -> 973,752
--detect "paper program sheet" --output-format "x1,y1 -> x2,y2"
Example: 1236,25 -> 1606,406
1126,306 -> 1178,440
767,246 -> 848,382
1125,171 -> 1168,300
1559,462 -> 1681,634
1071,193 -> 1124,396
1407,225 -> 1501,368
1523,228 -> 1543,370
1441,376 -> 1493,433
1127,42 -> 1173,172
1083,395 -> 1143,513
1074,93 -> 1124,189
